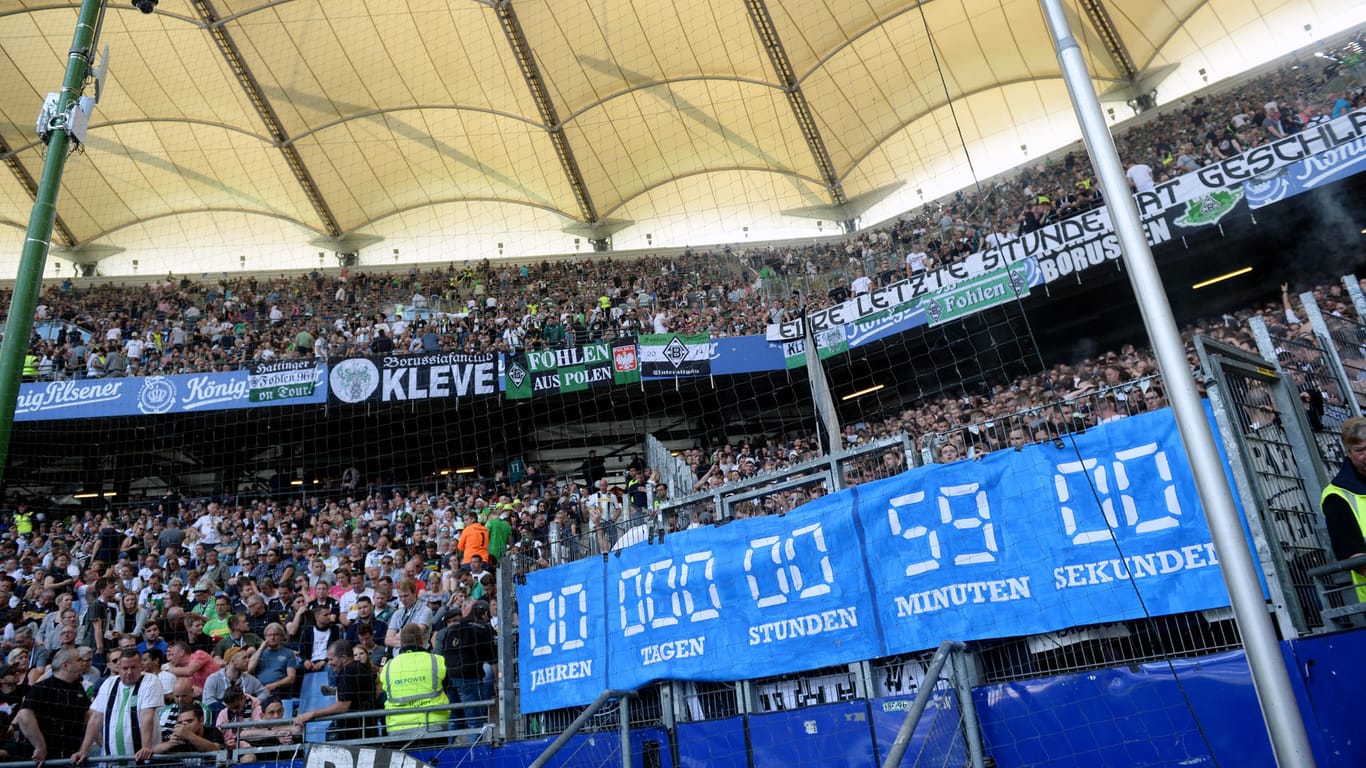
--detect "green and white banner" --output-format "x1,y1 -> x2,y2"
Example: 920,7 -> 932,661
923,263 -> 1031,327
504,338 -> 641,400
782,325 -> 850,370
640,333 -> 711,377
781,264 -> 1029,367
247,359 -> 325,403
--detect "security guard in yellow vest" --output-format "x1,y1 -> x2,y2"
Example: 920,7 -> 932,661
1321,417 -> 1366,602
382,622 -> 448,734
13,504 -> 33,537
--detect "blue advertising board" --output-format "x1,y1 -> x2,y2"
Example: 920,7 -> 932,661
1244,130 -> 1366,209
517,408 -> 1238,711
14,363 -> 328,422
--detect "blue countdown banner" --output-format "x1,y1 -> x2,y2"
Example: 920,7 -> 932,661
519,408 -> 1238,712
857,407 -> 1232,654
604,492 -> 884,692
517,557 -> 607,712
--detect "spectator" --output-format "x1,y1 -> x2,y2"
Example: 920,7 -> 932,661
294,604 -> 341,674
166,640 -> 219,696
78,578 -> 115,664
1125,160 -> 1155,192
439,599 -> 496,731
245,623 -> 297,698
238,697 -> 301,749
112,591 -> 148,638
158,677 -> 212,742
384,579 -> 433,650
215,684 -> 263,756
152,703 -> 224,757
13,648 -> 89,764
143,647 -> 177,696
292,639 -> 380,739
137,623 -> 168,656
73,651 -> 163,765
202,647 -> 267,711
212,614 -> 262,659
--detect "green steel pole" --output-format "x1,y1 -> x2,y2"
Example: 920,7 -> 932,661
0,0 -> 105,486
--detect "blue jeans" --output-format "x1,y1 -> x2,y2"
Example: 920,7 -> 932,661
454,678 -> 485,729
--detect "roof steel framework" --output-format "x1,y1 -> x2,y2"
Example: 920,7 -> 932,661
0,0 -> 1359,260
744,0 -> 847,208
188,0 -> 341,238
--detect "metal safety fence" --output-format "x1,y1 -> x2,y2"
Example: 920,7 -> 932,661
920,374 -> 1167,464
1200,335 -> 1335,636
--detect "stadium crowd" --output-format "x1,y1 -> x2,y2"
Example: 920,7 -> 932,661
8,50 -> 1363,382
0,495 -> 507,762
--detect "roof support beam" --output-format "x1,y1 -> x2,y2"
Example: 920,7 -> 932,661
0,135 -> 76,247
1078,0 -> 1138,82
743,0 -> 847,209
188,0 -> 341,238
492,0 -> 600,228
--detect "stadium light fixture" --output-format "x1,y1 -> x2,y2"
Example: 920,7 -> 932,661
456,467 -> 476,474
841,384 -> 885,401
102,491 -> 117,497
438,469 -> 452,475
1191,267 -> 1252,290
289,479 -> 303,486
73,492 -> 99,499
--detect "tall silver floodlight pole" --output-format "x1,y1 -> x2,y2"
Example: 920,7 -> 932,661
1039,2 -> 1315,766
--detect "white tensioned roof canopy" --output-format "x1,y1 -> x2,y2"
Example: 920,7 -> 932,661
0,0 -> 1363,272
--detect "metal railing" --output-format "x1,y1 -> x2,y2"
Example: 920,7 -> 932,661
0,756 -> 217,768
218,699 -> 495,742
1307,554 -> 1366,626
502,510 -> 664,575
920,374 -> 1167,463
661,433 -> 914,524
489,347 -> 1366,741
0,700 -> 496,768
881,641 -> 983,768
646,433 -> 696,499
1252,315 -> 1356,471
974,610 -> 1244,684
